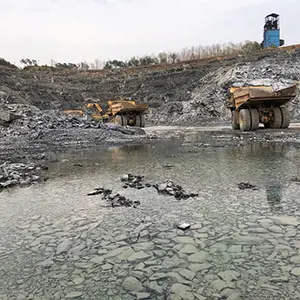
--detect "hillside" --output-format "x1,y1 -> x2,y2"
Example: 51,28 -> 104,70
0,47 -> 300,125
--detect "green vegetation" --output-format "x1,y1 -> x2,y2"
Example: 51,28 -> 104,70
20,58 -> 38,67
103,41 -> 262,70
0,58 -> 18,69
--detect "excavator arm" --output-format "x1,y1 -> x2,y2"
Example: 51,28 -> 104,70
86,103 -> 103,113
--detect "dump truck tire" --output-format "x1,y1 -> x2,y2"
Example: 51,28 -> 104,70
280,106 -> 290,128
239,109 -> 251,131
269,107 -> 282,129
250,108 -> 259,130
231,111 -> 240,130
121,115 -> 128,126
135,115 -> 141,127
139,115 -> 145,127
114,115 -> 123,125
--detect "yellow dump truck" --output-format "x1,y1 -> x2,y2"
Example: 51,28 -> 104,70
107,100 -> 148,127
64,100 -> 148,127
227,84 -> 297,131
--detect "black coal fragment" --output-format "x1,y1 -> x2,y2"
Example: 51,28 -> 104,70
238,182 -> 258,190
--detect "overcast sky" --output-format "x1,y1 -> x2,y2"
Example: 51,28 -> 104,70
1,0 -> 299,65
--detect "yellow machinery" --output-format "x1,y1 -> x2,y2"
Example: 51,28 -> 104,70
64,100 -> 148,127
227,84 -> 297,131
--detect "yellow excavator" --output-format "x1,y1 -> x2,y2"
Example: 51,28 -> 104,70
64,100 -> 148,127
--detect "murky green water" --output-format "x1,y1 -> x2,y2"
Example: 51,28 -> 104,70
0,137 -> 300,300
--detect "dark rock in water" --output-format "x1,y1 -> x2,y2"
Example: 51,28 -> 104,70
31,175 -> 40,182
87,187 -> 112,197
121,174 -> 146,190
87,189 -> 103,196
0,161 -> 47,192
121,174 -> 129,182
103,188 -> 113,196
134,200 -> 141,206
154,180 -> 198,200
40,165 -> 48,171
291,177 -> 300,183
162,164 -> 174,169
108,193 -> 140,208
0,179 -> 18,188
157,183 -> 168,193
238,182 -> 258,190
73,163 -> 83,167
88,186 -> 139,208
177,223 -> 191,231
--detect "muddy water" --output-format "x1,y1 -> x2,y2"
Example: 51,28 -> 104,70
1,137 -> 300,300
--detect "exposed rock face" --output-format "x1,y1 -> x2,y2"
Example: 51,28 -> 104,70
1,49 -> 299,125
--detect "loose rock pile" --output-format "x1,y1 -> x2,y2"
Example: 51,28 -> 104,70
0,162 -> 47,190
0,104 -> 145,138
121,174 -> 199,200
291,177 -> 300,183
87,175 -> 199,208
153,180 -> 199,200
87,187 -> 140,208
121,174 -> 145,189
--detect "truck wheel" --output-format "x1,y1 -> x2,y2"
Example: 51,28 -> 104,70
135,115 -> 141,127
269,107 -> 282,129
280,106 -> 290,128
250,108 -> 259,130
231,110 -> 240,130
114,115 -> 123,125
121,115 -> 128,126
239,109 -> 251,131
139,115 -> 145,127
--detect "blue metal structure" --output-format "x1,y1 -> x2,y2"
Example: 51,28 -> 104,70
263,13 -> 284,48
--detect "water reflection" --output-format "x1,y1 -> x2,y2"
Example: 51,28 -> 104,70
266,181 -> 283,212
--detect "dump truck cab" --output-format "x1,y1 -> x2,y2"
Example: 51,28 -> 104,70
227,84 -> 297,131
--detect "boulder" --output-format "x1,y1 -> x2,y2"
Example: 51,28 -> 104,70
0,109 -> 18,125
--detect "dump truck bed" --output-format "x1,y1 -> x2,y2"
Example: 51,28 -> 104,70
228,84 -> 297,110
108,101 -> 149,115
